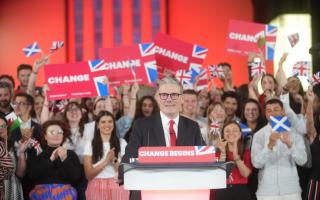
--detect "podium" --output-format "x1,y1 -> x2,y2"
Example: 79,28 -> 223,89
123,162 -> 233,200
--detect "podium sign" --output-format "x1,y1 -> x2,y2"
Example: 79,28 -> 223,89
138,146 -> 217,164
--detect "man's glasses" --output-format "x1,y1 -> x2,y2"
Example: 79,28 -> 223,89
158,93 -> 181,100
46,129 -> 64,136
12,102 -> 30,107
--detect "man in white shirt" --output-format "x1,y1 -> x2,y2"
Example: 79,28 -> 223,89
251,98 -> 307,200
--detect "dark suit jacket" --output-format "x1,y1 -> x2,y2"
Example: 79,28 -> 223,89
121,113 -> 205,200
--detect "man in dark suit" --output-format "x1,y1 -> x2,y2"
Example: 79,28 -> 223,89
122,76 -> 204,200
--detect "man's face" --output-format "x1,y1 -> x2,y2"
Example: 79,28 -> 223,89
18,69 -> 31,87
222,66 -> 232,80
223,97 -> 238,117
265,103 -> 285,120
0,88 -> 11,109
155,83 -> 182,118
182,93 -> 197,116
13,96 -> 32,117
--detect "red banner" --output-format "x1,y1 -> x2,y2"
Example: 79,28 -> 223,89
44,62 -> 108,100
98,43 -> 157,87
226,20 -> 277,60
154,33 -> 208,76
138,146 -> 217,164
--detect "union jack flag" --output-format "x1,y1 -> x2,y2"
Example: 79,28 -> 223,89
195,146 -> 215,156
239,122 -> 252,137
292,61 -> 311,77
50,41 -> 64,53
250,61 -> 266,77
288,33 -> 299,48
210,120 -> 221,136
270,116 -> 291,132
189,64 -> 208,90
93,76 -> 109,96
139,43 -> 156,57
264,25 -> 277,60
29,139 -> 43,156
176,69 -> 193,89
310,72 -> 320,86
22,42 -> 42,57
208,65 -> 224,78
144,61 -> 158,84
88,59 -> 107,72
192,45 -> 208,59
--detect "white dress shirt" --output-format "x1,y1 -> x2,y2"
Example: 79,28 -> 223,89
160,111 -> 179,147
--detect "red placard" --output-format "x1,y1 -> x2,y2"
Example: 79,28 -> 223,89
44,62 -> 108,100
154,33 -> 208,76
138,146 -> 217,164
98,43 -> 157,87
226,20 -> 277,60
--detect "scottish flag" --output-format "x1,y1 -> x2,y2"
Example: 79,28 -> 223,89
270,116 -> 291,132
239,122 -> 252,137
22,42 -> 41,57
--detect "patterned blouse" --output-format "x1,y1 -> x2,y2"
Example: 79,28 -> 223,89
0,140 -> 14,200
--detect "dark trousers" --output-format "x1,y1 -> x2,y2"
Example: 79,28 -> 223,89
214,184 -> 252,200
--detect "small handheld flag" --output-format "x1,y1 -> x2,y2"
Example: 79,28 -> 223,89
239,122 -> 252,137
175,70 -> 193,89
292,61 -> 311,77
50,41 -> 64,52
288,33 -> 299,48
270,116 -> 291,132
250,61 -> 266,77
22,42 -> 41,57
310,72 -> 320,86
209,120 -> 221,136
208,65 -> 224,78
5,112 -> 21,132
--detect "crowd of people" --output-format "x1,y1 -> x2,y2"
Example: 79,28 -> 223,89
0,52 -> 319,200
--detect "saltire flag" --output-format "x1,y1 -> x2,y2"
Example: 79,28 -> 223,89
288,33 -> 299,48
292,61 -> 312,77
210,120 -> 221,136
208,65 -> 224,78
239,122 -> 252,137
270,116 -> 291,132
175,69 -> 193,89
50,41 -> 64,53
5,112 -> 21,132
29,139 -> 43,156
195,146 -> 215,156
310,72 -> 320,86
22,42 -> 42,57
250,61 -> 266,77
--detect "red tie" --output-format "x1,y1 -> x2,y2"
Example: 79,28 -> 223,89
169,120 -> 177,146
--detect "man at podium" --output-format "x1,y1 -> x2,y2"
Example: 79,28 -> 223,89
121,76 -> 205,200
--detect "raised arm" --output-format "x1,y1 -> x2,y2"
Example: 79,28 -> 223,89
27,55 -> 49,96
305,87 -> 317,143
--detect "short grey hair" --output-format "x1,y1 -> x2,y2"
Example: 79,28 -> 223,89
157,76 -> 183,94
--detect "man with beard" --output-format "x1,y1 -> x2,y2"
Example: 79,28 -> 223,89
0,81 -> 14,115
